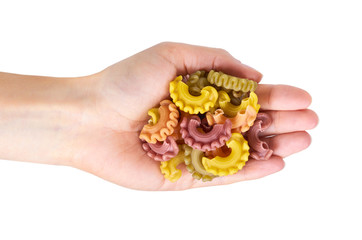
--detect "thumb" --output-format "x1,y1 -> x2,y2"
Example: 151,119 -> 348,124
154,42 -> 263,82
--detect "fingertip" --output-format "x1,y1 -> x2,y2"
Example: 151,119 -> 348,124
265,131 -> 312,158
304,131 -> 313,149
267,156 -> 285,174
305,109 -> 319,130
301,88 -> 313,109
241,156 -> 285,181
239,62 -> 263,82
257,85 -> 315,111
292,131 -> 313,153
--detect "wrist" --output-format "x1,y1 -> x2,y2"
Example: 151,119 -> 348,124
0,72 -> 101,166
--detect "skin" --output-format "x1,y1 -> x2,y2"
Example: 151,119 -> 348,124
0,42 -> 318,191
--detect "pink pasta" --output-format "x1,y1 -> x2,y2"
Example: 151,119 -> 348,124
180,115 -> 232,151
246,113 -> 273,160
142,136 -> 179,161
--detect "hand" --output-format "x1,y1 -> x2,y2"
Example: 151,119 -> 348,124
69,42 -> 318,190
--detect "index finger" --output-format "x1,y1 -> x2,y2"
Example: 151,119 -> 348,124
256,84 -> 312,110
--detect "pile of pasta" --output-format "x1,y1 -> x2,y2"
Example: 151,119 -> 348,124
139,70 -> 273,182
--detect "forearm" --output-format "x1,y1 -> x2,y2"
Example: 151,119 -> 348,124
0,72 -> 98,166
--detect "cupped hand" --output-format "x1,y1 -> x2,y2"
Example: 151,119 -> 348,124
73,42 -> 318,190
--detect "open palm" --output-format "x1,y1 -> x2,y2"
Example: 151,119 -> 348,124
72,42 -> 318,190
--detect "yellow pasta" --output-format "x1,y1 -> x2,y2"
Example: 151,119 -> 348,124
170,75 -> 218,114
160,144 -> 192,182
217,91 -> 260,117
202,133 -> 250,176
147,108 -> 160,124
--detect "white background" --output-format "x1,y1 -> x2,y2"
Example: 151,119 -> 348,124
1,0 -> 361,239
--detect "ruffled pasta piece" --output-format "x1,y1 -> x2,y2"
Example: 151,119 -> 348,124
139,100 -> 179,144
142,136 -> 179,161
218,91 -> 260,117
241,92 -> 260,113
202,133 -> 250,176
170,75 -> 218,114
169,122 -> 183,141
180,115 -> 232,151
206,105 -> 257,133
207,70 -> 258,92
147,108 -> 160,124
160,144 -> 192,182
185,149 -> 216,182
246,113 -> 273,160
186,71 -> 211,96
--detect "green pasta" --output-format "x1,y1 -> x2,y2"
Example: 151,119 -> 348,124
207,70 -> 258,92
186,70 -> 211,96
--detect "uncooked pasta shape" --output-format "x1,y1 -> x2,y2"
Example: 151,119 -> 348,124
186,70 -> 211,96
206,105 -> 257,133
207,70 -> 258,92
142,136 -> 179,161
217,91 -> 260,117
185,149 -> 216,182
139,70 -> 267,183
139,100 -> 179,143
160,144 -> 192,182
170,75 -> 218,114
180,115 -> 232,151
147,108 -> 160,124
202,133 -> 250,176
246,113 -> 273,160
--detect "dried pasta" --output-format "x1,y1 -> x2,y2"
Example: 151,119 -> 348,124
139,100 -> 179,144
246,113 -> 273,160
206,105 -> 257,133
170,75 -> 218,114
139,69 -> 270,183
207,70 -> 258,92
202,133 -> 250,176
186,71 -> 211,96
142,136 -> 179,161
185,149 -> 216,182
180,115 -> 232,151
160,144 -> 192,182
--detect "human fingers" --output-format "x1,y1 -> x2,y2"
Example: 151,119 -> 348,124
262,131 -> 312,158
153,42 -> 263,82
190,156 -> 285,188
256,84 -> 312,111
260,109 -> 319,136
